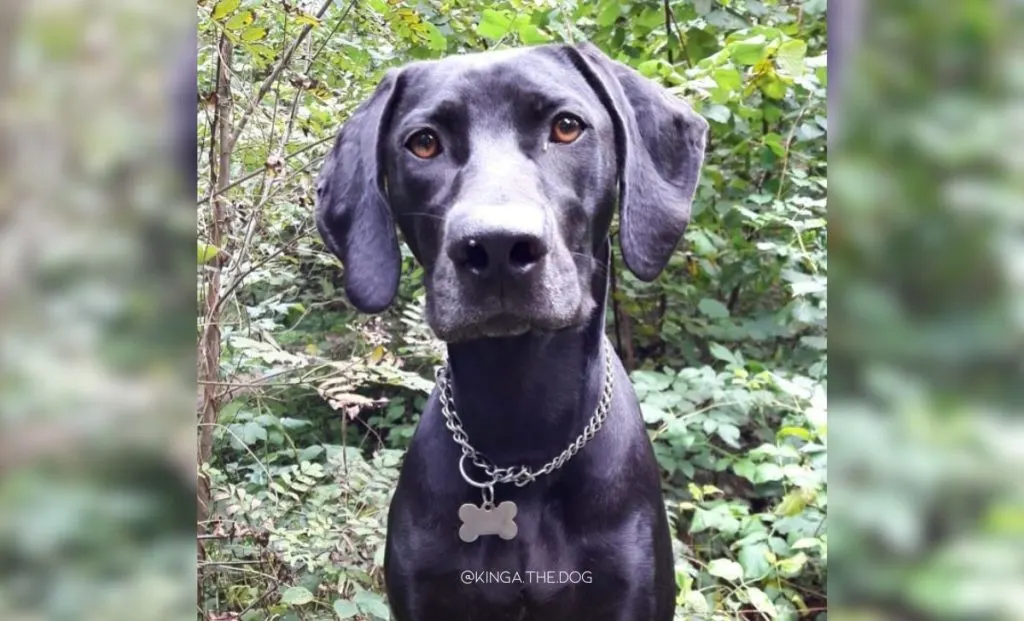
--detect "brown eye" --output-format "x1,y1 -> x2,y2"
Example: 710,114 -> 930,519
551,114 -> 584,144
406,129 -> 441,159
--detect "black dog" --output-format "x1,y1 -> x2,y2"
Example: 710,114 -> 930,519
316,43 -> 707,621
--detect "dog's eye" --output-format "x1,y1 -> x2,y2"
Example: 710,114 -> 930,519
551,114 -> 584,144
406,130 -> 441,159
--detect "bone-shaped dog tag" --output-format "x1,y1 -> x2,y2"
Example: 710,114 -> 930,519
458,501 -> 518,542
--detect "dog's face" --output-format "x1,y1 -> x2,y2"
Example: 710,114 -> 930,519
384,48 -> 619,342
317,44 -> 707,343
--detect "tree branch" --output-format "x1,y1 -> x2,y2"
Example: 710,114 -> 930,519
196,133 -> 335,205
228,0 -> 337,151
663,0 -> 674,64
198,32 -> 233,528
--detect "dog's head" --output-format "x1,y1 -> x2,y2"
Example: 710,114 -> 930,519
316,43 -> 707,343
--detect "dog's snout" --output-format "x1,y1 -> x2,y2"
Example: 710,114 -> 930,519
446,206 -> 549,280
449,229 -> 548,278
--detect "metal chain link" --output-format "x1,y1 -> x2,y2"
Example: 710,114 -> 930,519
437,338 -> 615,488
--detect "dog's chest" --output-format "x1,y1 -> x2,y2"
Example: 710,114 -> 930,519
405,498 -> 647,615
446,501 -> 581,576
444,508 -> 587,613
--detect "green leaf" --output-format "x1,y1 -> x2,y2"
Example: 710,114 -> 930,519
634,7 -> 664,30
333,599 -> 359,619
776,38 -> 808,75
281,586 -> 314,606
783,270 -> 827,296
632,370 -> 674,392
707,558 -> 743,582
760,74 -> 788,99
693,0 -> 712,15
691,504 -> 740,534
211,0 -> 240,21
295,13 -> 321,27
241,27 -> 268,42
422,21 -> 448,51
243,42 -> 276,63
754,463 -> 784,483
217,400 -> 245,423
596,1 -> 620,27
716,423 -> 741,448
777,551 -> 809,576
708,342 -> 738,365
703,103 -> 731,124
698,298 -> 730,319
299,445 -> 325,462
712,67 -> 742,92
797,122 -> 825,141
747,587 -> 779,618
683,590 -> 709,613
198,242 -> 220,264
636,59 -> 662,78
230,421 -> 268,446
518,23 -> 552,45
777,426 -> 811,441
224,10 -> 254,30
763,132 -> 786,157
729,35 -> 767,65
685,27 -> 720,62
641,403 -> 668,424
679,460 -> 695,478
805,0 -> 826,13
791,537 -> 821,550
738,542 -> 772,579
775,490 -> 808,516
477,9 -> 511,41
733,459 -> 756,481
355,590 -> 391,619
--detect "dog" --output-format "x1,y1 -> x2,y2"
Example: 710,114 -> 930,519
316,42 -> 707,621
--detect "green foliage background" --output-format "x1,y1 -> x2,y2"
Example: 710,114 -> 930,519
197,0 -> 827,619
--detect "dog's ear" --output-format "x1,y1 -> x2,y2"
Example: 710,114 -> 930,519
566,43 -> 708,281
316,70 -> 404,313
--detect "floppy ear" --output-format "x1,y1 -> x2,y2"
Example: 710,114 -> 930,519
315,70 -> 404,313
566,43 -> 708,281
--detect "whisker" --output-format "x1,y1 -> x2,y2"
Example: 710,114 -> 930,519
569,251 -> 599,263
402,211 -> 445,222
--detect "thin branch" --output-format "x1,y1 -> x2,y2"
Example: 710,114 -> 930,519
228,0 -> 337,151
209,151 -> 327,316
309,0 -> 356,66
259,10 -> 290,198
665,4 -> 692,67
663,0 -> 673,64
196,133 -> 335,204
775,96 -> 813,199
211,226 -> 304,315
278,29 -> 312,159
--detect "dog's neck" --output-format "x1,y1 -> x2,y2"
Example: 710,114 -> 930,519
445,316 -> 607,468
443,243 -> 611,469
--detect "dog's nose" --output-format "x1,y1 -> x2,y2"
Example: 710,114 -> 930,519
448,229 -> 549,279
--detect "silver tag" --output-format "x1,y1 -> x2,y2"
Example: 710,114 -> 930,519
458,500 -> 518,542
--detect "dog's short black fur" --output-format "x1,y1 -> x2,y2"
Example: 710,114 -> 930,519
316,43 -> 707,621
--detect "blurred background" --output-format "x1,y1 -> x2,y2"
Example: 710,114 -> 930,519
829,0 -> 1024,619
0,0 -> 1021,620
0,0 -> 196,620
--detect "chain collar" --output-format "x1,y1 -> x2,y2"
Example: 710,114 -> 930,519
436,338 -> 615,489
